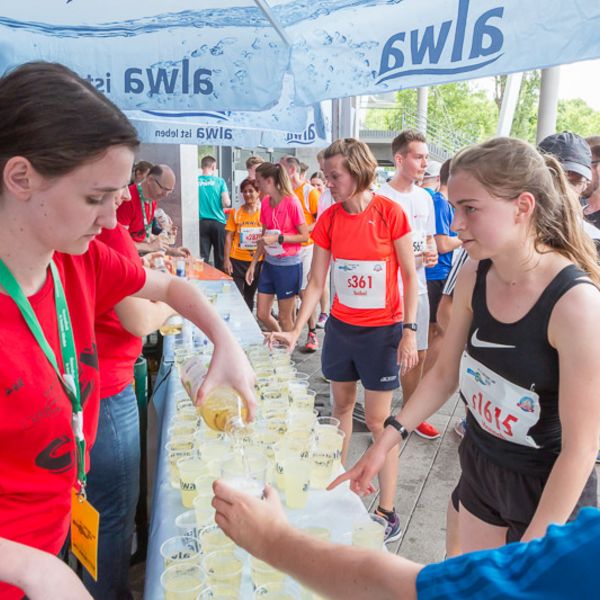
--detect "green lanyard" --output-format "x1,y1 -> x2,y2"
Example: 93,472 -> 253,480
137,183 -> 152,242
0,258 -> 87,495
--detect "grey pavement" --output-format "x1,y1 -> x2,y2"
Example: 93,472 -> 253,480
293,323 -> 600,565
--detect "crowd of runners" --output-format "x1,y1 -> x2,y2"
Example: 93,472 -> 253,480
0,59 -> 598,600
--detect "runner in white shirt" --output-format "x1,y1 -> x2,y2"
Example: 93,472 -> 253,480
379,130 -> 440,440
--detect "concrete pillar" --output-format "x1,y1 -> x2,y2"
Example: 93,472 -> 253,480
536,66 -> 561,143
416,87 -> 429,133
179,144 -> 199,256
496,72 -> 523,137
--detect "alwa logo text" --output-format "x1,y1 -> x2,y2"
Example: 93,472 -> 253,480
377,0 -> 504,85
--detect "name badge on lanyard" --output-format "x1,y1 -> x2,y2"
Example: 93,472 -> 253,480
0,258 -> 100,578
459,351 -> 541,448
333,258 -> 386,309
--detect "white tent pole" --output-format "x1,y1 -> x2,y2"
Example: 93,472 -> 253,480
179,144 -> 200,257
417,87 -> 429,133
253,0 -> 292,46
536,66 -> 561,143
496,72 -> 524,137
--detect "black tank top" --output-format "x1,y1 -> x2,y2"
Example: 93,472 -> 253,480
462,259 -> 594,475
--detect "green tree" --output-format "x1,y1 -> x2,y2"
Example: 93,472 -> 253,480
364,81 -> 498,150
556,99 -> 600,137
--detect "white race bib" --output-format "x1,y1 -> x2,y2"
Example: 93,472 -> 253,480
239,226 -> 262,250
333,258 -> 386,309
264,228 -> 285,256
459,352 -> 541,448
412,229 -> 426,256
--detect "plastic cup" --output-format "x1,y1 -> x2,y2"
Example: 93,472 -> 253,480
198,524 -> 235,555
220,450 -> 268,498
310,436 -> 339,490
283,457 -> 311,509
250,556 -> 286,589
178,458 -> 210,508
166,440 -> 195,489
192,474 -> 216,514
201,550 -> 243,590
315,416 -> 340,433
196,584 -> 239,599
174,510 -> 200,540
160,535 -> 201,568
254,581 -> 300,599
315,427 -> 345,463
160,563 -> 202,600
352,514 -> 387,549
287,409 -> 317,432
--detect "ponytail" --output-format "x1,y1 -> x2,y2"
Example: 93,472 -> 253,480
255,162 -> 295,198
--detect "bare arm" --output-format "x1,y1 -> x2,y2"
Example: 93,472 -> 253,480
521,283 -> 600,541
330,260 -> 476,494
223,230 -> 234,275
114,297 -> 176,337
134,236 -> 169,255
213,482 -> 421,600
395,233 -> 419,373
130,269 -> 257,416
263,222 -> 309,246
435,234 -> 462,255
221,191 -> 231,208
0,538 -> 92,600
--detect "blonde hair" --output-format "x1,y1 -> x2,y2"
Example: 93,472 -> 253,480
323,138 -> 377,193
255,162 -> 294,198
451,137 -> 600,284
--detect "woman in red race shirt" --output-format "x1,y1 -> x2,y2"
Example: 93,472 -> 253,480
271,139 -> 418,542
0,62 -> 256,600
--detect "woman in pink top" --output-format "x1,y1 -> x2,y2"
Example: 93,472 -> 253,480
246,162 -> 308,331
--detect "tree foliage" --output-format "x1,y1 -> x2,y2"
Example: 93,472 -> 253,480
365,71 -> 600,147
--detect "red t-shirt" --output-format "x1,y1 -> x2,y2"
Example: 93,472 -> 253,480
312,195 -> 410,327
116,183 -> 156,242
95,224 -> 144,398
0,242 -> 145,599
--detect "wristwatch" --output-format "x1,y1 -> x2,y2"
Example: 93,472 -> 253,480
384,416 -> 409,439
403,322 -> 418,332
278,234 -> 285,244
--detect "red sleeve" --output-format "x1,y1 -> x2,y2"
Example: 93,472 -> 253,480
311,204 -> 334,250
116,198 -> 134,227
381,196 -> 411,240
87,239 -> 146,316
97,224 -> 140,263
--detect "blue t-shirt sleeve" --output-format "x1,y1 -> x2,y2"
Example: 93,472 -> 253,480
432,192 -> 455,237
416,508 -> 600,600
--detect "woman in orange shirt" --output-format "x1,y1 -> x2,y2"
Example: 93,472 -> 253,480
223,178 -> 263,311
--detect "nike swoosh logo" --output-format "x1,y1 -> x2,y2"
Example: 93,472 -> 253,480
470,329 -> 516,349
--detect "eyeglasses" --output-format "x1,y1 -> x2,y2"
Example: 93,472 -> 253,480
151,176 -> 174,194
592,160 -> 600,166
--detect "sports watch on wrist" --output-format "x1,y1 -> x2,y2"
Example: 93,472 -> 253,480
278,234 -> 285,244
403,322 -> 418,332
384,416 -> 409,439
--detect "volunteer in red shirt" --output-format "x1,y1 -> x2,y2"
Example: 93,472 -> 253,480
271,138 -> 418,543
116,163 -> 175,254
0,62 -> 256,600
85,188 -> 175,599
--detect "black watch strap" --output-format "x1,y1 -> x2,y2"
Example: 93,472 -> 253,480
403,322 -> 418,332
384,416 -> 409,439
278,233 -> 285,244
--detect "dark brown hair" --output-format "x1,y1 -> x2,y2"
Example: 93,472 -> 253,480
439,159 -> 451,186
391,129 -> 427,157
240,177 -> 259,193
0,62 -> 139,185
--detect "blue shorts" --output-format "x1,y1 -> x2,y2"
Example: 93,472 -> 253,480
257,261 -> 302,300
321,316 -> 402,391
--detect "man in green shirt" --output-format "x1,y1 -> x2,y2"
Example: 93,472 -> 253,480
199,155 -> 231,271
